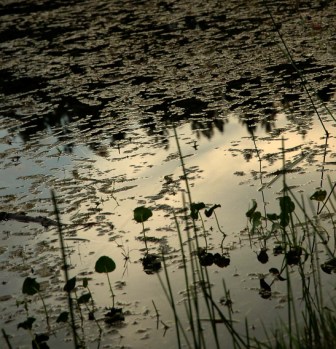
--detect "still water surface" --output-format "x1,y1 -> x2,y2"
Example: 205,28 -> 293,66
1,0 -> 336,348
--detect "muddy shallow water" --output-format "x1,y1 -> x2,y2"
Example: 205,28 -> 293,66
1,0 -> 336,348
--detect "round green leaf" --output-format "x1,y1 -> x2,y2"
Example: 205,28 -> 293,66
95,256 -> 116,273
134,206 -> 153,223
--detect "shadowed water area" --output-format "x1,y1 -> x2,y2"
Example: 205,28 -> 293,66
1,0 -> 336,348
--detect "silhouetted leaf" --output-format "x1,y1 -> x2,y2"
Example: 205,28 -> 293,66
321,258 -> 336,274
63,277 -> 76,292
267,213 -> 278,221
260,278 -> 271,292
205,204 -> 221,217
279,196 -> 295,214
257,250 -> 269,264
104,307 -> 124,324
280,211 -> 290,227
213,253 -> 230,268
285,246 -> 303,265
134,206 -> 153,223
78,293 -> 91,304
56,311 -> 69,323
142,254 -> 161,274
18,317 -> 36,330
269,267 -> 286,281
95,256 -> 116,273
82,278 -> 88,288
246,200 -> 257,219
310,190 -> 327,202
22,277 -> 40,296
273,245 -> 284,255
32,333 -> 50,349
251,211 -> 262,233
190,202 -> 206,220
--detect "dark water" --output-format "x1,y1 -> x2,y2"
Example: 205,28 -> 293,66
1,0 -> 336,348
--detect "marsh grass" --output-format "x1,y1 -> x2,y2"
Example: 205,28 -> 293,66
158,127 -> 336,349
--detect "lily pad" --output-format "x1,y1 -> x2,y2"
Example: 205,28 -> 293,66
95,256 -> 116,273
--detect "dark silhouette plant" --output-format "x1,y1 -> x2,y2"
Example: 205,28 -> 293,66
95,256 -> 116,308
21,277 -> 50,331
95,256 -> 125,323
134,206 -> 161,273
134,206 -> 153,253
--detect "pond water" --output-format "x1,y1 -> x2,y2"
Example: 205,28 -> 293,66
1,0 -> 336,348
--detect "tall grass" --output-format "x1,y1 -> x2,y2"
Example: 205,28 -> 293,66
158,127 -> 336,349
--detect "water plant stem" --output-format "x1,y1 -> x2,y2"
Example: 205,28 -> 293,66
51,190 -> 80,349
1,329 -> 13,349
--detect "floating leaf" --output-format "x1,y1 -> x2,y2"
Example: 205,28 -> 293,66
246,200 -> 257,219
22,277 -> 40,296
134,206 -> 153,223
205,204 -> 221,217
78,293 -> 91,304
95,256 -> 116,273
18,317 -> 36,330
63,277 -> 76,293
56,311 -> 69,323
190,202 -> 206,219
310,190 -> 327,202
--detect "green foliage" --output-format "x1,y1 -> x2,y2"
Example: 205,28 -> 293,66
95,256 -> 116,273
22,277 -> 40,296
83,278 -> 89,288
134,206 -> 153,223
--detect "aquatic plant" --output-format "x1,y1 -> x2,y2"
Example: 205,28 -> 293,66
134,206 -> 162,273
